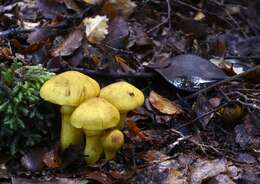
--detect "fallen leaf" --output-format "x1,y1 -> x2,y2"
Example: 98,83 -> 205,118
63,0 -> 81,12
101,0 -> 136,19
149,91 -> 183,116
131,159 -> 187,184
235,153 -> 257,164
52,29 -> 84,57
105,17 -> 129,49
27,27 -> 57,44
149,54 -> 228,91
229,37 -> 260,58
0,47 -> 12,59
208,174 -> 235,184
190,159 -> 227,184
66,47 -> 84,67
194,12 -> 206,21
11,39 -> 45,54
165,168 -> 188,184
195,94 -> 216,128
42,148 -> 62,169
83,15 -> 109,44
127,120 -> 146,140
20,148 -> 46,171
37,0 -> 68,19
142,150 -> 170,163
85,171 -> 113,184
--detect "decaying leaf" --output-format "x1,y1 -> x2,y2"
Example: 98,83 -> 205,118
84,171 -> 113,184
63,0 -> 81,12
83,15 -> 109,44
142,150 -> 170,163
165,168 -> 188,184
149,91 -> 183,116
20,149 -> 46,171
105,17 -> 129,49
190,159 -> 228,184
27,27 -> 57,44
42,148 -> 62,169
208,174 -> 236,184
195,94 -> 217,128
101,0 -> 136,19
149,54 -> 228,91
0,47 -> 12,59
36,0 -> 68,19
51,29 -> 84,57
127,120 -> 146,140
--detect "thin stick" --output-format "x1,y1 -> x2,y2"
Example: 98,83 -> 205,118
147,0 -> 172,33
185,65 -> 260,101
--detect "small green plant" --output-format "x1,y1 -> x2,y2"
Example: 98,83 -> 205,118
0,60 -> 58,155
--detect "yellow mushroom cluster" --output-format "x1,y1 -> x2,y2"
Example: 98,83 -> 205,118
39,71 -> 144,165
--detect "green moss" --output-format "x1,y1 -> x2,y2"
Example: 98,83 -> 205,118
0,60 -> 58,155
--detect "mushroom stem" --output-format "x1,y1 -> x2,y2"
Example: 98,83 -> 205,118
101,129 -> 124,160
84,130 -> 103,165
60,106 -> 83,151
116,113 -> 127,129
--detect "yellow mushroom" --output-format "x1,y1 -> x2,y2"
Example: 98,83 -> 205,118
101,129 -> 124,160
40,71 -> 100,151
70,97 -> 120,165
99,81 -> 144,129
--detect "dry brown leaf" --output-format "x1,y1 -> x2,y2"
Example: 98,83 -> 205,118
165,168 -> 188,184
51,29 -> 84,57
190,159 -> 228,184
105,17 -> 129,49
84,171 -> 113,184
142,150 -> 170,163
83,15 -> 109,44
42,148 -> 62,169
149,91 -> 183,116
101,0 -> 136,19
127,120 -> 146,140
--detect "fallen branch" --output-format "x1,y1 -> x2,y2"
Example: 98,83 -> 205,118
53,67 -> 156,79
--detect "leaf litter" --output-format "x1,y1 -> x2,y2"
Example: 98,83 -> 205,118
0,0 -> 260,183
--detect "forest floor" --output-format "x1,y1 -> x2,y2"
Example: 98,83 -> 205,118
0,0 -> 259,183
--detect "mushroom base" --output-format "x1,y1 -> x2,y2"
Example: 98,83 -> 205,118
84,131 -> 103,165
60,106 -> 83,151
101,129 -> 124,160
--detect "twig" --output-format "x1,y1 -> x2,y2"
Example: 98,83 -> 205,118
0,28 -> 33,38
236,99 -> 260,110
56,67 -> 156,79
147,0 -> 172,33
184,65 -> 260,100
176,102 -> 230,130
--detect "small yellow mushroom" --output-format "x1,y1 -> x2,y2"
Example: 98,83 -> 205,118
99,81 -> 144,129
101,129 -> 124,160
70,97 -> 120,165
40,71 -> 100,151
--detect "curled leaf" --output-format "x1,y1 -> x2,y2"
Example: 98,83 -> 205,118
101,0 -> 136,19
83,15 -> 109,44
149,91 -> 183,116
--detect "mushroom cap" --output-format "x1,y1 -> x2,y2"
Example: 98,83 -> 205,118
99,81 -> 144,113
101,129 -> 124,151
70,97 -> 120,130
40,71 -> 100,106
